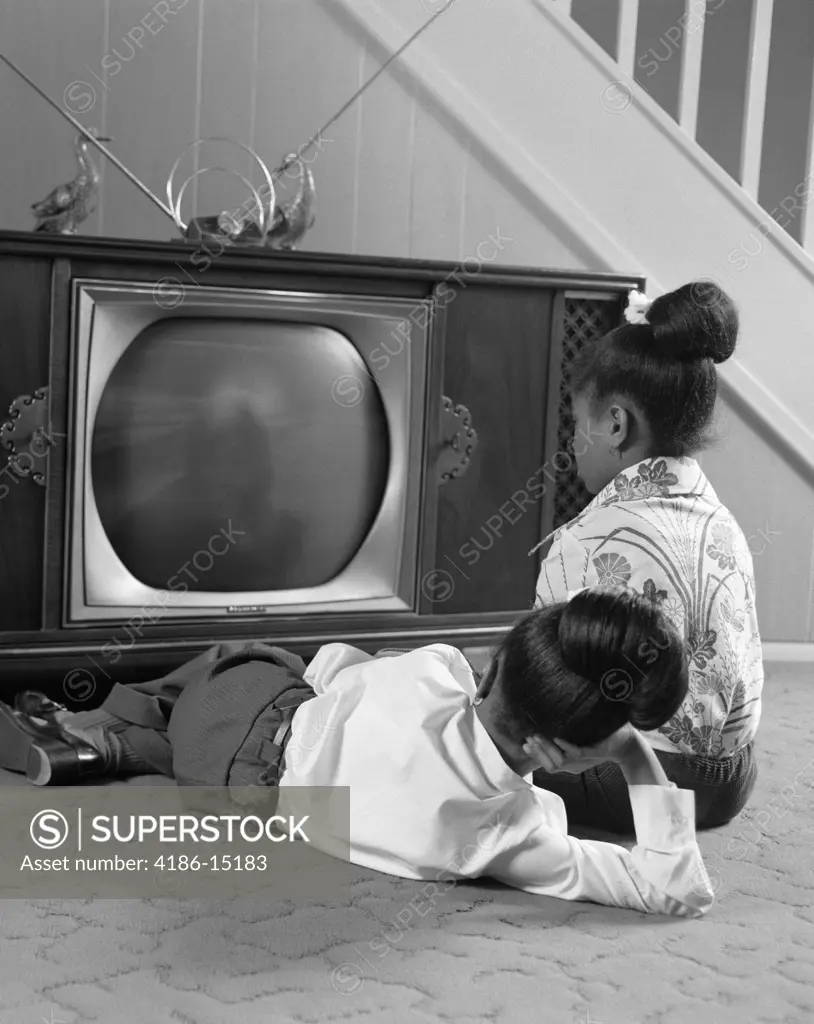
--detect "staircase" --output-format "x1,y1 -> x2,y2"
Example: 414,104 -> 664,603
336,0 -> 814,480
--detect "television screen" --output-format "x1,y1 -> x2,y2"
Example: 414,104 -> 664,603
67,282 -> 430,623
92,318 -> 389,592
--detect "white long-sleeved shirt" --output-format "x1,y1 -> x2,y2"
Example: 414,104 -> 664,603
279,642 -> 715,917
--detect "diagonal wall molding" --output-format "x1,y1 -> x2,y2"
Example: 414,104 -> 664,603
328,0 -> 814,488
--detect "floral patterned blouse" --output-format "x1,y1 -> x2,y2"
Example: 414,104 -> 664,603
534,457 -> 763,758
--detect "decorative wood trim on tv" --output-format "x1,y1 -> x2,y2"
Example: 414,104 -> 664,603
416,288 -> 449,615
0,230 -> 645,293
0,256 -> 52,631
539,288 -> 567,563
43,258 -> 72,631
0,605 -> 519,641
0,611 -> 519,653
0,625 -> 517,690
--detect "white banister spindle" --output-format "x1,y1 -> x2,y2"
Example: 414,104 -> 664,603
739,0 -> 774,198
677,0 -> 706,138
800,23 -> 814,250
616,0 -> 639,76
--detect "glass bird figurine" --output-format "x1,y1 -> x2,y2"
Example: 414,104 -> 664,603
214,153 -> 316,250
31,127 -> 111,234
263,153 -> 316,251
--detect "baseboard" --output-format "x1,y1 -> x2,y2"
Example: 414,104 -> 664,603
762,643 -> 814,668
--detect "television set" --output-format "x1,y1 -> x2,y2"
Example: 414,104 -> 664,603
0,228 -> 641,685
66,280 -> 431,624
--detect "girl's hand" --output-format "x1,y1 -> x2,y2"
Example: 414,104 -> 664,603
523,735 -> 610,775
555,724 -> 638,769
521,735 -> 568,774
524,724 -> 638,775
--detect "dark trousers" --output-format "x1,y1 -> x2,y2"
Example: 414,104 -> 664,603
100,644 -> 410,778
100,641 -> 304,778
533,742 -> 757,834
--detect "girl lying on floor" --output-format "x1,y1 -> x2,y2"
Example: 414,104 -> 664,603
532,280 -> 763,833
1,588 -> 714,917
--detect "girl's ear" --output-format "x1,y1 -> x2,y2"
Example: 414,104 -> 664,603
474,654 -> 500,702
607,403 -> 631,450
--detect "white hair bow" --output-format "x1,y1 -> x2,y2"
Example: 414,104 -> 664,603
624,289 -> 652,325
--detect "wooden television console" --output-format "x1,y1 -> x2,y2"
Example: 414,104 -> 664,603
0,230 -> 642,700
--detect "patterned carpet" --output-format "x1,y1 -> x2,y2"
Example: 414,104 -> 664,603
1,664 -> 812,1024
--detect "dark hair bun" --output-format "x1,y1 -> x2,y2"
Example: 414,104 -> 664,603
558,587 -> 688,731
646,280 -> 738,365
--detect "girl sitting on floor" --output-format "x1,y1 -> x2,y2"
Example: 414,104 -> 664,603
1,588 -> 714,916
531,280 -> 763,833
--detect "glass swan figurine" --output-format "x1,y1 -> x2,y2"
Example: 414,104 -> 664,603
32,128 -> 112,234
